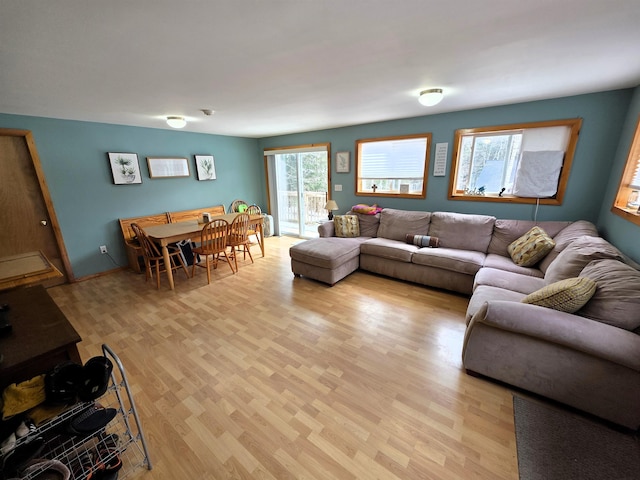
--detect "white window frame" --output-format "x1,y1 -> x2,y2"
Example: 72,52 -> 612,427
449,119 -> 582,205
355,133 -> 431,198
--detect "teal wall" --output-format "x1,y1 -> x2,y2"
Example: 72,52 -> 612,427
1,88 -> 638,279
0,114 -> 262,278
259,90 -> 632,222
596,85 -> 640,263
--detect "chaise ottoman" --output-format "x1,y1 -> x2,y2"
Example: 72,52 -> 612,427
289,237 -> 369,285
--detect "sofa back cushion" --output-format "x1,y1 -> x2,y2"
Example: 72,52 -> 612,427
347,211 -> 381,237
538,220 -> 599,273
376,208 -> 430,241
544,236 -> 623,284
429,212 -> 496,252
578,259 -> 640,331
487,220 -> 570,257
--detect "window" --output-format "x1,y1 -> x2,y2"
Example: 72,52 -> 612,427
449,119 -> 582,204
612,116 -> 640,227
356,133 -> 431,198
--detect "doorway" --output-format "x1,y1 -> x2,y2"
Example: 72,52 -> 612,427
265,144 -> 330,238
0,130 -> 72,285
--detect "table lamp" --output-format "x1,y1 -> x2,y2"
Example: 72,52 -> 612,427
324,200 -> 339,220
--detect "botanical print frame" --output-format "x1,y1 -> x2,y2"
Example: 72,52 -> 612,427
336,151 -> 350,173
195,155 -> 217,180
108,152 -> 142,184
147,157 -> 190,178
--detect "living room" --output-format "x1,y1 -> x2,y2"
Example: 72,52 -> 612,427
1,1 -> 639,479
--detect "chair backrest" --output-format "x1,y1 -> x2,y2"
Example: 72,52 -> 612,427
131,223 -> 161,258
245,204 -> 262,215
199,219 -> 229,253
230,199 -> 247,213
228,213 -> 250,244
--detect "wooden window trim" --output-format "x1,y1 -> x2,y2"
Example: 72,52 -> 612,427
355,133 -> 431,199
448,118 -> 582,204
611,115 -> 640,227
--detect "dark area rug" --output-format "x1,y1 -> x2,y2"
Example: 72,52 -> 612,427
513,395 -> 640,480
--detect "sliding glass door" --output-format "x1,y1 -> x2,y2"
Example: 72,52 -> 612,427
266,145 -> 329,238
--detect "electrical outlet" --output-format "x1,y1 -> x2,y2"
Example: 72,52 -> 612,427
100,245 -> 108,254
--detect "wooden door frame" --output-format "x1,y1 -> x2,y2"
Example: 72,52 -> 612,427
1,128 -> 75,282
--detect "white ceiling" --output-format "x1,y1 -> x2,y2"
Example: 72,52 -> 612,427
1,1 -> 640,138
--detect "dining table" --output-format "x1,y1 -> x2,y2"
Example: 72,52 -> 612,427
142,212 -> 264,290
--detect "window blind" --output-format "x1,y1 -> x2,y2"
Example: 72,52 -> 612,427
360,138 -> 427,178
629,154 -> 640,189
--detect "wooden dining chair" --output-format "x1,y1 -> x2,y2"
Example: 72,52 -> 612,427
192,219 -> 235,283
130,223 -> 190,289
227,213 -> 254,271
244,204 -> 262,256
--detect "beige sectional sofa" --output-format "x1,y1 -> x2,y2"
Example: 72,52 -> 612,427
289,208 -> 640,428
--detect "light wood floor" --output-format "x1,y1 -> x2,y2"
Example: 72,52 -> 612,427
48,236 -> 519,479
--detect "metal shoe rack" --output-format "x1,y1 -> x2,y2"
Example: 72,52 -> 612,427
3,344 -> 151,479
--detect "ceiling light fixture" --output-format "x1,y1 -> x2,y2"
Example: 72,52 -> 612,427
166,116 -> 186,128
419,88 -> 444,107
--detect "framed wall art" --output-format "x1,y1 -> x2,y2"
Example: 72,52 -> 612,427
147,157 -> 190,178
195,155 -> 216,180
336,151 -> 350,173
108,152 -> 142,184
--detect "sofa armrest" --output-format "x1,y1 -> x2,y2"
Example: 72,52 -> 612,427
464,300 -> 640,372
318,221 -> 335,237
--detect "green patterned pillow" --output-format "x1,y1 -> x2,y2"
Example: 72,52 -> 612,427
334,215 -> 360,238
508,226 -> 555,267
521,277 -> 597,313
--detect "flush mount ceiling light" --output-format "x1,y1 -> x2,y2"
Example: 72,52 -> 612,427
418,88 -> 444,107
166,116 -> 186,128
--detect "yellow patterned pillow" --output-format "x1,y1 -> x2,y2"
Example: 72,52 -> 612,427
508,226 -> 555,267
334,215 -> 360,238
521,277 -> 596,313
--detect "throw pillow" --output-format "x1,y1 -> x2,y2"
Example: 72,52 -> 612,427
508,226 -> 555,267
334,215 -> 360,238
521,277 -> 597,313
351,204 -> 382,215
405,234 -> 439,248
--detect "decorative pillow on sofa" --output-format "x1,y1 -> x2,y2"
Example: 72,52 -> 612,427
351,204 -> 382,215
405,234 -> 439,248
508,226 -> 555,267
577,259 -> 640,331
521,277 -> 597,313
334,215 -> 360,238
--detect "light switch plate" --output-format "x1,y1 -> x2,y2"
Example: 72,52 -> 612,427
334,184 -> 342,191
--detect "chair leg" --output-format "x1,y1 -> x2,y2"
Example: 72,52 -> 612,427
245,243 -> 254,264
224,251 -> 236,274
154,261 -> 161,289
205,254 -> 211,284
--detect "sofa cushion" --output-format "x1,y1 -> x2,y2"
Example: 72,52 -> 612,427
482,254 -> 545,278
474,267 -> 545,294
487,220 -> 570,257
544,236 -> 623,284
334,215 -> 360,238
429,212 -> 496,252
360,238 -> 418,262
412,248 -> 485,275
376,208 -> 430,241
351,211 -> 381,237
577,259 -> 640,331
521,277 -> 597,313
508,226 -> 555,267
289,237 -> 365,269
538,220 -> 599,273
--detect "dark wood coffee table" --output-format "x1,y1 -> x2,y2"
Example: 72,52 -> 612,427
0,285 -> 82,390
